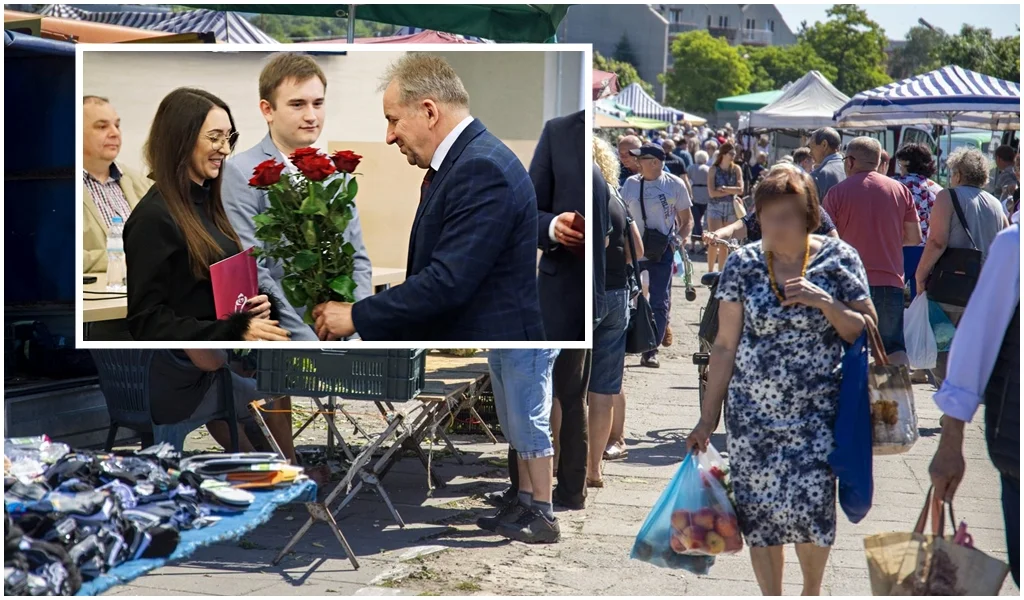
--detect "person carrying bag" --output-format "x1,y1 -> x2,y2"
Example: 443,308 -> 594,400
925,189 -> 983,307
637,178 -> 671,262
624,213 -> 658,355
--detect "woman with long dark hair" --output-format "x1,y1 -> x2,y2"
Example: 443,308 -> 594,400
124,88 -> 289,341
707,142 -> 744,273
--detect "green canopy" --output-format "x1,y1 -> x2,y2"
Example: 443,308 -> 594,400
187,5 -> 570,43
715,89 -> 784,113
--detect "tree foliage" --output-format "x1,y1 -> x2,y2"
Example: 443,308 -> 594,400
798,4 -> 891,96
935,25 -> 1020,82
594,50 -> 654,97
889,25 -> 946,80
661,30 -> 752,114
248,13 -> 398,42
612,33 -> 638,67
742,42 -> 838,92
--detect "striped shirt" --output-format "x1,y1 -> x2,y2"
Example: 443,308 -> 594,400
84,163 -> 132,228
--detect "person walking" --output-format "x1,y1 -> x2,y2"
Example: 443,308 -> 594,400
894,143 -> 943,240
915,147 -> 1009,386
687,167 -> 877,596
808,127 -> 846,199
707,142 -> 744,273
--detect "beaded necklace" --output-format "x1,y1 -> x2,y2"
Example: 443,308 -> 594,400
765,237 -> 811,304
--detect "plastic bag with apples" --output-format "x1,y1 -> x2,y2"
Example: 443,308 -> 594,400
630,443 -> 742,572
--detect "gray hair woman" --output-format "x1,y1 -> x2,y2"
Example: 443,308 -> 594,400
915,147 -> 1009,386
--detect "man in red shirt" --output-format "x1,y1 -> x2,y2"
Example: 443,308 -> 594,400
823,137 -> 923,365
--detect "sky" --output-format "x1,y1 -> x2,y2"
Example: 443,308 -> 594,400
776,4 -> 1021,39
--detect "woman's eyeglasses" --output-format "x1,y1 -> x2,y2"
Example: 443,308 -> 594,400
204,130 -> 239,151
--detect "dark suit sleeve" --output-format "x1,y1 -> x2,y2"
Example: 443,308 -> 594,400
350,158 -> 517,340
531,120 -> 558,253
124,205 -> 247,341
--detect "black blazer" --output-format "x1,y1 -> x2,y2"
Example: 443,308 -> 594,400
531,111 -> 586,341
124,182 -> 263,341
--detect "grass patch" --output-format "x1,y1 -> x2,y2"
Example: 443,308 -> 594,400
407,566 -> 442,582
483,457 -> 508,469
418,592 -> 442,596
376,579 -> 400,588
455,581 -> 482,592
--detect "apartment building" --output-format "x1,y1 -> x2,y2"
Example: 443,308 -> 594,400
560,4 -> 796,100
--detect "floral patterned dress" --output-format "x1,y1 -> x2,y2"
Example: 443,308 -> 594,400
896,173 -> 943,240
714,236 -> 870,547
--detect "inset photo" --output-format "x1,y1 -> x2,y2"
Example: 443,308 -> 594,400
77,44 -> 591,347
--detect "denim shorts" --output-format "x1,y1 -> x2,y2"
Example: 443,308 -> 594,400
706,200 -> 737,222
487,349 -> 559,459
154,372 -> 264,452
870,285 -> 906,355
591,288 -> 629,394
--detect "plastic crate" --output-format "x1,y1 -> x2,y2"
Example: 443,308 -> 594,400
255,349 -> 426,400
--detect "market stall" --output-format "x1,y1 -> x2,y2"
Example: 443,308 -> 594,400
40,4 -> 275,43
747,70 -> 850,131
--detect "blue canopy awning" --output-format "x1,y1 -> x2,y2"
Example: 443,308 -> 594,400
834,65 -> 1020,131
612,83 -> 684,123
41,5 -> 277,43
4,29 -> 76,56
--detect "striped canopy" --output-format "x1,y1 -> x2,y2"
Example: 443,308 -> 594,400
41,5 -> 276,43
834,65 -> 1020,131
612,83 -> 684,122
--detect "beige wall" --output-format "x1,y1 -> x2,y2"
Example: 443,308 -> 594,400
83,48 -> 580,274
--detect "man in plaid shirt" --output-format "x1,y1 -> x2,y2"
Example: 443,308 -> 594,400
82,96 -> 151,273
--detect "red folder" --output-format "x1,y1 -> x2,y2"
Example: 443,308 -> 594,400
567,211 -> 585,259
210,247 -> 258,319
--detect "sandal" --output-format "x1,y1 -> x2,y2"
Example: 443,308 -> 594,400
586,478 -> 604,488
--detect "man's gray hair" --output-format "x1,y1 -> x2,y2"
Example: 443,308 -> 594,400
847,136 -> 881,170
811,127 -> 841,151
704,139 -> 719,151
946,147 -> 991,188
378,54 -> 470,108
694,150 -> 709,164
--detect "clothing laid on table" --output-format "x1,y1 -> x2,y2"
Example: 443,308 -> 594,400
895,173 -> 943,240
742,206 -> 835,242
83,163 -> 152,273
124,181 -> 254,341
714,237 -> 871,547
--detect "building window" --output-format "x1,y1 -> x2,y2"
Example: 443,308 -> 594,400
670,9 -> 681,23
718,15 -> 729,28
746,18 -> 755,30
707,14 -> 712,28
768,19 -> 775,32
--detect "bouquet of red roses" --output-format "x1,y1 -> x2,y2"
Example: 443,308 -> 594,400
247,147 -> 363,325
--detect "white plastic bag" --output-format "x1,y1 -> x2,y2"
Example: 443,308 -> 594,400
903,292 -> 937,370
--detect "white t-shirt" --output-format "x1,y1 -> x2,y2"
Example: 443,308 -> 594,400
620,172 -> 692,239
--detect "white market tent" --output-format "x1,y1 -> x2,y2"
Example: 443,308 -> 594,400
747,70 -> 850,131
834,65 -> 1020,131
612,83 -> 706,124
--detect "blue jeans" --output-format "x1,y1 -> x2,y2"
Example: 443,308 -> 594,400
1004,474 -> 1020,587
639,246 -> 674,356
691,204 -> 707,238
487,349 -> 559,459
591,288 -> 629,394
870,286 -> 906,355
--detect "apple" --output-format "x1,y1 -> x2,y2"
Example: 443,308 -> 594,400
725,534 -> 744,553
705,531 -> 726,555
671,509 -> 691,531
682,525 -> 706,550
670,533 -> 687,554
715,514 -> 739,538
693,508 -> 717,530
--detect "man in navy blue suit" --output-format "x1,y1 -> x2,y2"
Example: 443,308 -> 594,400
312,55 -> 545,341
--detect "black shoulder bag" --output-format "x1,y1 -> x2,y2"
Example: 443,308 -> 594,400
926,189 -> 983,307
624,214 -> 659,354
638,178 -> 670,261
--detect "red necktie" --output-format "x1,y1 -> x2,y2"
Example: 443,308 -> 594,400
420,168 -> 436,203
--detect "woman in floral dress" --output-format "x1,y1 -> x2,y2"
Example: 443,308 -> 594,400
686,167 -> 877,596
894,143 -> 943,240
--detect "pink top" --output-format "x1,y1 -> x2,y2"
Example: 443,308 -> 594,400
823,171 -> 919,289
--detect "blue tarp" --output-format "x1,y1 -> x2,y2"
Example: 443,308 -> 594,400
76,480 -> 317,596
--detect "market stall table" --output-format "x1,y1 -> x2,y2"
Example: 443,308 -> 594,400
257,352 -> 491,568
81,267 -> 407,325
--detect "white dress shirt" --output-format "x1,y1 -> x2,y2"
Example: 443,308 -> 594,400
430,115 -> 475,172
933,223 -> 1020,422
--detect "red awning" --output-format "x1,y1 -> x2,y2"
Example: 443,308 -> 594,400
308,30 -> 481,44
593,69 -> 618,100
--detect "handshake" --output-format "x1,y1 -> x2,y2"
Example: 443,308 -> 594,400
310,301 -> 356,341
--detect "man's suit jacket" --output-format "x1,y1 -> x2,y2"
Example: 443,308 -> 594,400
221,134 -> 373,341
532,111 -> 586,341
351,119 -> 545,341
83,163 -> 151,273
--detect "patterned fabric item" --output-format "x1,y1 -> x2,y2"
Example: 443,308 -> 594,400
714,237 -> 871,546
83,166 -> 131,229
895,173 -> 942,240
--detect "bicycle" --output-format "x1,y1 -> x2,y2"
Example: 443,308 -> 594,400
691,236 -> 740,414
